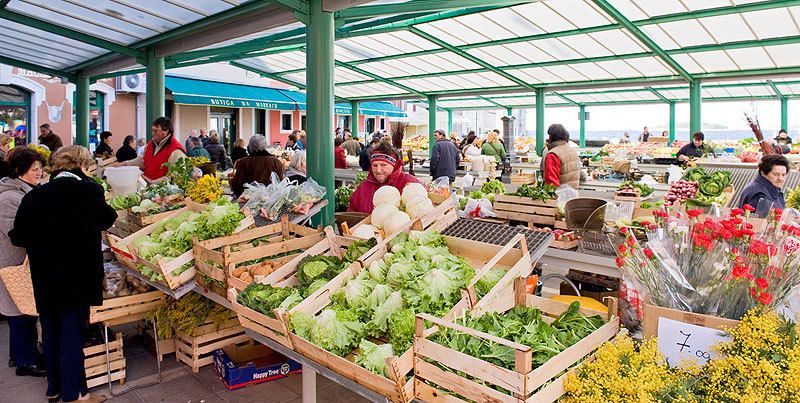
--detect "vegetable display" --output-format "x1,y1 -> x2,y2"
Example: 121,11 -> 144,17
672,167 -> 732,207
186,174 -> 224,203
787,185 -> 800,210
512,183 -> 558,201
480,179 -> 506,196
241,176 -> 327,221
108,192 -> 142,211
365,183 -> 435,237
289,229 -> 476,377
334,172 -> 366,212
146,292 -> 230,340
131,199 -> 246,282
432,302 -> 604,370
616,180 -> 653,198
236,238 -> 378,318
102,264 -> 152,298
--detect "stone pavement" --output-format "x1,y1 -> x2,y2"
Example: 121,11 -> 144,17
0,322 -> 368,403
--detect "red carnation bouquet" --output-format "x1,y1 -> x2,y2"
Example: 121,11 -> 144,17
615,205 -> 800,320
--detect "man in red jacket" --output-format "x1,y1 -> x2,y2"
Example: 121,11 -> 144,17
348,141 -> 419,213
118,117 -> 185,180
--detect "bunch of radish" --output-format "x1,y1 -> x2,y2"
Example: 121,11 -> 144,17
665,180 -> 698,206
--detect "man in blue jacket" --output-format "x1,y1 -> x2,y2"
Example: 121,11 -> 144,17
430,129 -> 460,182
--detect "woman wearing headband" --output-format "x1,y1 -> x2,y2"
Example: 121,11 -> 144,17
348,141 -> 419,213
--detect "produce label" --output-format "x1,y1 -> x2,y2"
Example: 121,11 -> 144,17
604,201 -> 634,222
657,317 -> 730,367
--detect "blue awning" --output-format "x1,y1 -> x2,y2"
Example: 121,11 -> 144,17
165,75 -> 297,110
335,101 -> 406,118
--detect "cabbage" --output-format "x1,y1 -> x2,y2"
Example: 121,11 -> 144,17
366,284 -> 393,312
373,186 -> 401,208
303,278 -> 329,298
408,229 -> 446,247
309,309 -> 365,356
401,183 -> 428,204
405,195 -> 434,220
367,260 -> 387,282
368,291 -> 404,337
383,211 -> 411,234
332,276 -> 375,314
371,203 -> 398,229
355,340 -> 394,377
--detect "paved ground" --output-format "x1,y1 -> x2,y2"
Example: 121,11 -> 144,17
0,322 -> 368,403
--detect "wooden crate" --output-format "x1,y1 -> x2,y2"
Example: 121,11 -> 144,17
229,227 -> 380,349
642,303 -> 739,339
126,200 -> 186,227
144,330 -> 176,362
175,314 -> 251,373
346,198 -> 458,241
90,291 -> 167,326
107,203 -> 254,291
285,228 -> 532,403
493,194 -> 558,227
193,215 -> 323,296
415,278 -> 619,403
510,173 -> 536,185
84,333 -> 126,389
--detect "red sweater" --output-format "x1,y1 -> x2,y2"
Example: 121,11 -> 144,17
335,146 -> 348,169
544,153 -> 561,187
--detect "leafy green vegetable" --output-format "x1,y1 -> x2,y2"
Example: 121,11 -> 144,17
475,268 -> 508,299
296,255 -> 343,286
432,303 -> 604,370
616,180 -> 654,197
354,340 -> 394,377
512,183 -> 557,201
343,238 -> 377,263
683,167 -> 708,183
237,283 -> 298,317
481,180 -> 506,195
292,308 -> 365,356
388,308 -> 416,352
698,180 -> 724,197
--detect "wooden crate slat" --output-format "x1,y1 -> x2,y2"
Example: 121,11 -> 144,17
415,338 -> 524,396
414,380 -> 464,403
84,350 -> 123,368
90,291 -> 166,324
86,370 -> 125,389
494,201 -> 554,215
414,359 -> 514,403
84,333 -> 125,388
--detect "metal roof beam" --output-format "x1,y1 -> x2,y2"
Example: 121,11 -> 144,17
552,92 -> 579,106
768,80 -> 786,99
408,27 -> 537,91
0,9 -> 142,59
592,0 -> 692,81
0,0 -> 10,9
478,96 -> 509,109
270,0 -> 309,14
0,56 -> 76,81
335,0 -> 533,19
333,60 -> 428,98
229,61 -> 306,90
646,87 -> 671,103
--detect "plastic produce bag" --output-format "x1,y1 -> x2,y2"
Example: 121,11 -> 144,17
289,178 -> 327,215
555,184 -> 579,208
638,175 -> 658,189
463,198 -> 496,219
103,264 -> 127,299
459,172 -> 475,188
667,165 -> 683,184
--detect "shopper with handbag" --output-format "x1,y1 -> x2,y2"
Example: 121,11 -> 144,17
10,145 -> 117,403
0,147 -> 46,378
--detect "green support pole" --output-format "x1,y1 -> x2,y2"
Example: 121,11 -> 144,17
689,79 -> 702,137
579,105 -> 586,148
781,97 -> 789,131
669,102 -> 676,144
506,107 -> 512,116
75,76 -> 90,147
350,100 -> 359,138
145,50 -> 165,141
447,109 -> 453,134
535,88 -> 545,155
307,0 -> 335,226
428,95 -> 437,156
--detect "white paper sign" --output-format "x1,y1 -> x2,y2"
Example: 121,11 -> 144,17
657,317 -> 730,367
604,201 -> 634,222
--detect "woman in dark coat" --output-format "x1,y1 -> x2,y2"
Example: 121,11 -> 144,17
204,131 -> 227,170
115,135 -> 138,163
229,135 -> 284,197
231,138 -> 248,167
10,145 -> 117,403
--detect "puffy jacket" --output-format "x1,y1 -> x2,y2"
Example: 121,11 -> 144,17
205,143 -> 227,170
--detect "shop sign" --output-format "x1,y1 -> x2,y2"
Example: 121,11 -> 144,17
16,69 -> 50,78
208,98 -> 281,109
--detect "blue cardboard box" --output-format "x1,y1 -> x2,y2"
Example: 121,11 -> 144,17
213,344 -> 301,390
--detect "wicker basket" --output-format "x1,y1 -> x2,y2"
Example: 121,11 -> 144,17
0,258 -> 37,316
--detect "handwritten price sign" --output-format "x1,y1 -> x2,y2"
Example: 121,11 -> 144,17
657,317 -> 730,367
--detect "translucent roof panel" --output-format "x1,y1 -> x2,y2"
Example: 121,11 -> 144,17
5,0 -> 246,45
437,99 -> 495,109
334,82 -> 409,98
356,53 -> 482,78
334,31 -> 439,62
0,19 -> 108,70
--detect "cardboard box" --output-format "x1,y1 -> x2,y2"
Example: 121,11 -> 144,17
213,344 -> 301,390
560,282 -> 619,304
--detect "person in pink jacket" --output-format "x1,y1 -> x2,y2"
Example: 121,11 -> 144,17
348,141 -> 419,213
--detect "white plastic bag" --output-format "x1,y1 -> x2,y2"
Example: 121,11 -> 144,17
464,198 -> 496,218
667,165 -> 684,184
459,172 -> 475,188
639,175 -> 658,188
555,184 -> 579,208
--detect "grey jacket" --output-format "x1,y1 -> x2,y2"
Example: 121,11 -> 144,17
430,139 -> 460,181
0,177 -> 33,316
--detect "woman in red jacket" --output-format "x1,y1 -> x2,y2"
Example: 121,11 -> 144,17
348,141 -> 419,213
334,137 -> 348,169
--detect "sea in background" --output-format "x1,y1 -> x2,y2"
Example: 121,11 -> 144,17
521,129 -> 783,142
